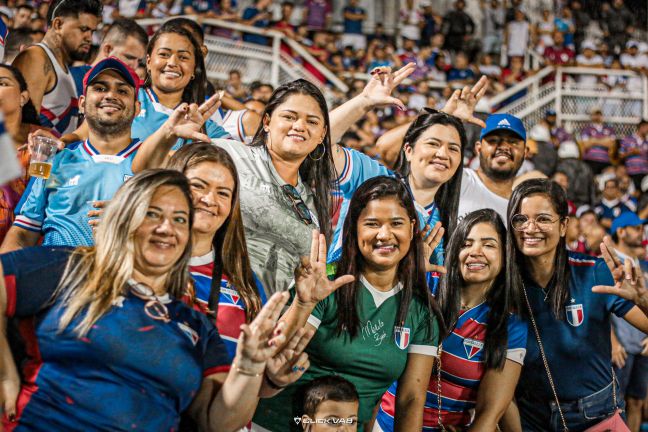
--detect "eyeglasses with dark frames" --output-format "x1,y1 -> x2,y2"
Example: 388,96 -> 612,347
281,184 -> 313,225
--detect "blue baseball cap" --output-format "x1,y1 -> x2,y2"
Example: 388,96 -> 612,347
83,57 -> 140,95
611,212 -> 647,234
480,113 -> 526,142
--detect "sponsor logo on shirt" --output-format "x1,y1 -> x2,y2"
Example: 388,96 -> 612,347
177,322 -> 200,345
565,300 -> 584,327
463,338 -> 484,359
66,175 -> 80,186
394,326 -> 411,350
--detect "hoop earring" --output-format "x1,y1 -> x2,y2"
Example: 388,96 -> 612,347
309,142 -> 325,161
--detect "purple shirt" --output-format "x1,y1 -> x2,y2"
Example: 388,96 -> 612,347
304,0 -> 331,30
620,133 -> 648,175
581,123 -> 616,164
551,126 -> 573,145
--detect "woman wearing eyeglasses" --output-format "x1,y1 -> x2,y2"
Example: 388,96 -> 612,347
253,176 -> 443,431
0,169 -> 304,430
507,178 -> 648,431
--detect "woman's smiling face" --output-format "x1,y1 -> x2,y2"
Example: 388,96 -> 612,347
147,33 -> 196,95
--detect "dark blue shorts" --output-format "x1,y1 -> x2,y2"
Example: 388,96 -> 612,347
519,380 -> 625,432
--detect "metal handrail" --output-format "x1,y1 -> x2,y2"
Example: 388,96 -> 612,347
136,15 -> 348,92
487,66 -> 554,108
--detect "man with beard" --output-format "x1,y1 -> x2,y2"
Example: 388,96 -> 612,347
11,0 -> 102,136
610,212 -> 648,432
458,113 -> 527,221
0,58 -> 217,251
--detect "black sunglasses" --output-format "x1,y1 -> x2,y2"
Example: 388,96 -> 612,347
281,184 -> 313,225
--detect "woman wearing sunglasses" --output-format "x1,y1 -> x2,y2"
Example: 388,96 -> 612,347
254,176 -> 443,431
507,178 -> 648,431
376,209 -> 527,431
0,170 -> 304,430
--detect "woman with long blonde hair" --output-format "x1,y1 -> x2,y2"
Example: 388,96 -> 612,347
0,169 -> 302,430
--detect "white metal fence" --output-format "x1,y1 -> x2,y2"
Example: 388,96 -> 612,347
136,16 -> 348,101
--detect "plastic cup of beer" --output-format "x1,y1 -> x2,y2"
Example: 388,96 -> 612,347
28,136 -> 59,179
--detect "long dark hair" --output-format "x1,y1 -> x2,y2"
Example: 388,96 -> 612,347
0,64 -> 40,126
166,143 -> 262,322
394,110 -> 467,244
144,22 -> 207,105
334,176 -> 444,339
439,209 -> 518,370
506,179 -> 571,320
250,79 -> 337,244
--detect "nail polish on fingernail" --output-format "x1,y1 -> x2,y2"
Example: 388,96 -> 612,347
9,414 -> 16,422
299,367 -> 305,371
292,366 -> 299,372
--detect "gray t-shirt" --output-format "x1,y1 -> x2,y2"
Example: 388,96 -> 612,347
213,139 -> 318,295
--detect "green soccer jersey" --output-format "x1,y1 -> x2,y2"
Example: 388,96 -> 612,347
253,276 -> 439,431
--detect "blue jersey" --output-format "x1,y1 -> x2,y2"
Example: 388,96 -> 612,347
517,252 -> 634,406
0,18 -> 7,61
14,139 -> 140,246
378,303 -> 527,431
132,87 -> 230,148
1,247 -> 230,431
189,252 -> 266,361
70,65 -> 91,97
329,147 -> 444,265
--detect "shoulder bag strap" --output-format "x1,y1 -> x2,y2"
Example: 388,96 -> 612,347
522,283 -> 569,432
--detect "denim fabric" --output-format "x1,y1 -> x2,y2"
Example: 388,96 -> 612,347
520,379 -> 625,431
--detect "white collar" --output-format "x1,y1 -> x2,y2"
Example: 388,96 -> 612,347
190,250 -> 215,266
360,275 -> 403,308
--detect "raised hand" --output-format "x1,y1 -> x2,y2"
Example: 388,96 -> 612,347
294,230 -> 355,309
163,92 -> 222,142
441,76 -> 489,128
265,327 -> 314,389
593,236 -> 648,306
234,291 -> 290,374
422,222 -> 447,274
360,63 -> 416,111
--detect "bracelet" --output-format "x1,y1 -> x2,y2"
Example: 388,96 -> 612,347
234,362 -> 264,377
264,372 -> 288,390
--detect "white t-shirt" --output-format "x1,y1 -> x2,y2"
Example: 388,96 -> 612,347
575,54 -> 603,88
506,21 -> 530,57
620,53 -> 646,90
458,168 -> 509,223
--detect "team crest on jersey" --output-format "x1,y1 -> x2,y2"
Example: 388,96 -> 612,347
565,304 -> 584,327
463,338 -> 484,359
177,322 -> 200,346
222,287 -> 241,305
394,326 -> 411,350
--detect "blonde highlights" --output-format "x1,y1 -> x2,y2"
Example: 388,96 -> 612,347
56,170 -> 194,336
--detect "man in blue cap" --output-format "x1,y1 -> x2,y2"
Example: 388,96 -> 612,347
609,211 -> 648,432
458,113 -> 528,221
1,57 -> 217,252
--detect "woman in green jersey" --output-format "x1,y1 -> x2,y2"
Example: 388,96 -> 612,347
253,176 -> 443,431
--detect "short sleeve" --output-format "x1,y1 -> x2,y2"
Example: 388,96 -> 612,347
337,147 -> 391,197
13,176 -> 48,232
594,259 -> 635,317
408,306 -> 439,357
505,314 -> 528,365
205,120 -> 232,140
307,292 -> 332,330
201,320 -> 232,376
1,247 -> 72,317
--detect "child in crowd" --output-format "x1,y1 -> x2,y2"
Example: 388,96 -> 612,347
300,376 -> 359,432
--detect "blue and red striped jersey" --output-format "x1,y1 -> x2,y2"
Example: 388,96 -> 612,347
376,302 -> 527,431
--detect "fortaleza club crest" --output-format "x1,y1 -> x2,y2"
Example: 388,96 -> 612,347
394,326 -> 411,350
565,302 -> 584,327
463,338 -> 484,359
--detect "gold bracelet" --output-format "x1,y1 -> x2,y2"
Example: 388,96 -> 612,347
234,362 -> 264,377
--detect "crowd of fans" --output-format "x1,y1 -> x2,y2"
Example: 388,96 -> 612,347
0,0 -> 648,431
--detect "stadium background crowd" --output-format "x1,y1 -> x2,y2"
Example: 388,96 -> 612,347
1,0 -> 648,430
